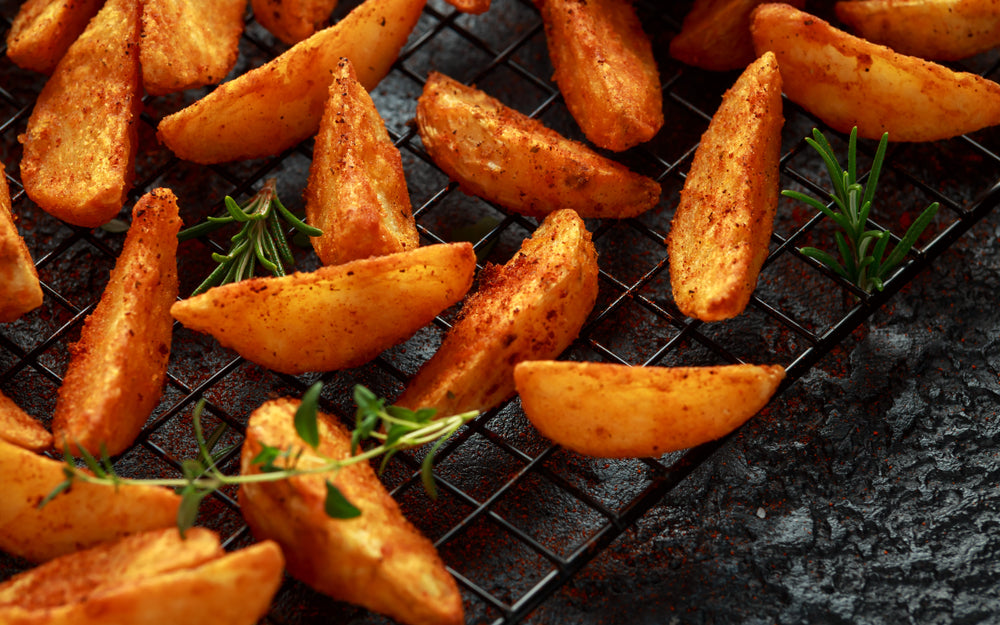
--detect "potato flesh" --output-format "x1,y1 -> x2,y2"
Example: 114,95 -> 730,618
5,0 -> 104,75
0,390 -> 51,452
514,360 -> 786,458
239,398 -> 464,625
750,2 -> 1000,141
52,189 -> 181,457
0,166 -> 43,323
253,0 -> 341,44
305,57 -> 420,266
415,71 -> 661,218
667,52 -> 783,322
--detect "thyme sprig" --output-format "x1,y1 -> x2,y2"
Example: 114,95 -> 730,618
783,127 -> 939,294
178,178 -> 322,296
43,383 -> 477,535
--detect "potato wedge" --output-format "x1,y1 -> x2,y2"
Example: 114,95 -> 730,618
750,2 -> 1000,141
18,0 -> 142,228
240,398 -> 464,625
305,57 -> 420,266
0,390 -> 51,452
534,0 -> 663,151
171,242 -> 476,374
514,361 -> 785,457
0,165 -> 43,323
0,437 -> 181,563
140,0 -> 247,95
253,0 -> 340,44
397,209 -> 598,418
0,528 -> 284,625
157,0 -> 426,164
834,0 -> 1000,61
5,0 -> 103,75
667,51 -> 783,322
416,71 -> 661,218
444,0 -> 491,13
52,189 -> 180,457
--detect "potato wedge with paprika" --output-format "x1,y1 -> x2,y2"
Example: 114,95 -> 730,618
5,0 -> 103,74
253,0 -> 340,44
514,360 -> 786,458
0,390 -> 51,452
0,166 -> 44,323
240,398 -> 464,625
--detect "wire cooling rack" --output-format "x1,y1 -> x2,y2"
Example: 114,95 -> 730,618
3,1 -> 1000,623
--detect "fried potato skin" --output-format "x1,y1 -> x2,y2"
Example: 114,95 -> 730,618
141,0 -> 247,95
535,0 -> 663,151
253,0 -> 340,44
157,0 -> 426,164
5,0 -> 104,74
514,360 -> 786,457
52,189 -> 181,457
751,2 -> 1000,141
416,72 -> 661,218
240,398 -> 464,625
305,57 -> 419,266
0,167 -> 43,323
397,209 -> 599,418
171,242 -> 476,374
18,0 -> 141,228
0,390 -> 51,452
667,52 -> 783,322
0,438 -> 181,563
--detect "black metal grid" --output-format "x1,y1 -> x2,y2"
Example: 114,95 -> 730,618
2,1 -> 1000,623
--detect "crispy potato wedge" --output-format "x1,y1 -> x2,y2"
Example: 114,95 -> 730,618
305,57 -> 419,266
52,189 -> 180,457
5,0 -> 103,74
157,0 -> 426,164
416,72 -> 661,218
444,0 -> 491,13
18,0 -> 142,228
0,437 -> 181,563
240,398 -> 464,625
397,209 -> 598,418
171,242 -> 476,374
534,0 -> 663,151
667,52 -> 783,322
514,360 -> 786,457
253,0 -> 339,44
835,0 -> 1000,61
0,528 -> 285,625
0,390 -> 51,452
751,2 -> 1000,141
141,0 -> 247,95
0,165 -> 43,323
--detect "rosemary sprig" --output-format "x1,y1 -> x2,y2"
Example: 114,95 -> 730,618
43,383 -> 477,536
782,127 -> 939,294
179,178 -> 322,296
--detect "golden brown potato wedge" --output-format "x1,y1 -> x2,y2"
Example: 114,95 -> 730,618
416,71 -> 661,218
835,0 -> 1000,61
140,0 -> 247,95
253,0 -> 339,44
240,398 -> 464,625
5,0 -> 103,74
157,0 -> 426,164
18,0 -> 142,228
667,52 -> 783,322
52,189 -> 180,457
0,165 -> 43,323
397,209 -> 598,418
514,360 -> 786,457
171,242 -> 476,374
535,0 -> 663,151
0,528 -> 284,625
751,2 -> 1000,141
0,390 -> 51,452
443,0 -> 491,13
0,437 -> 181,563
305,57 -> 420,266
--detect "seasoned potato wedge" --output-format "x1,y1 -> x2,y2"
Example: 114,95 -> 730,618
18,0 -> 142,228
534,0 -> 663,151
171,242 -> 476,374
444,0 -> 491,13
514,360 -> 786,457
397,209 -> 598,418
0,165 -> 43,322
0,528 -> 284,625
0,390 -> 51,452
253,0 -> 340,44
141,0 -> 247,95
416,72 -> 661,218
240,398 -> 464,625
835,0 -> 1000,61
750,2 -> 1000,141
157,0 -> 425,164
305,57 -> 420,266
5,0 -> 103,74
667,52 -> 783,322
0,437 -> 181,563
52,189 -> 180,457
